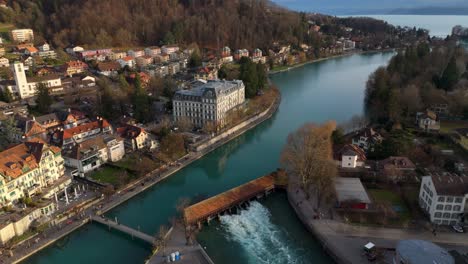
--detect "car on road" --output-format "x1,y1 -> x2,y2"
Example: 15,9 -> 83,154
452,225 -> 464,233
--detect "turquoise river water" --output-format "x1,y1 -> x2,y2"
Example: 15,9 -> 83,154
24,51 -> 395,264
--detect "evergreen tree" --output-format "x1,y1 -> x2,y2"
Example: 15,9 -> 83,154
256,63 -> 268,90
2,88 -> 13,103
132,74 -> 151,122
119,74 -> 130,93
188,51 -> 202,68
239,57 -> 259,98
35,83 -> 53,113
439,56 -> 459,91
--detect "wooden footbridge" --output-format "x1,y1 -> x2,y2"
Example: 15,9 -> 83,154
184,170 -> 287,228
91,215 -> 155,245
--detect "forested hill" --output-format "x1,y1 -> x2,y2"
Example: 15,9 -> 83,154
0,0 -> 310,49
0,0 -> 398,49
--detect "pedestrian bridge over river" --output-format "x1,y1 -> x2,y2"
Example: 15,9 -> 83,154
184,170 -> 287,228
91,215 -> 155,245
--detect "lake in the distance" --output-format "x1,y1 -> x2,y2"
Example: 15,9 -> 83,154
350,15 -> 468,37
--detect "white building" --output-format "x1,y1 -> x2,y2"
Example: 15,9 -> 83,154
116,124 -> 157,152
334,144 -> 367,169
0,62 -> 62,99
63,135 -> 124,177
0,57 -> 8,67
11,29 -> 34,43
419,174 -> 468,225
161,45 -> 179,55
0,139 -> 66,205
173,80 -> 245,127
117,56 -> 135,69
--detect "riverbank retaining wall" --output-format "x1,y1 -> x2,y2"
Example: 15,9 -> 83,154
287,190 -> 352,264
194,93 -> 280,152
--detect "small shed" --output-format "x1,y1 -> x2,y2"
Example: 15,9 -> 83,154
335,177 -> 371,209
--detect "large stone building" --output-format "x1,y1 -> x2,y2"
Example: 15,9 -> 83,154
419,174 -> 468,225
173,80 -> 245,127
0,62 -> 62,99
0,139 -> 67,205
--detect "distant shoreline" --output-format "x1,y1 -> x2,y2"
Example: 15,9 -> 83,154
268,49 -> 396,75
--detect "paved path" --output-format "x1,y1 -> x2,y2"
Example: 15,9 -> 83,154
288,187 -> 468,264
148,224 -> 213,264
91,216 -> 155,245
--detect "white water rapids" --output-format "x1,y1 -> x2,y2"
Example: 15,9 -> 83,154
218,201 -> 312,264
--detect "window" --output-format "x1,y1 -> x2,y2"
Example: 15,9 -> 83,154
455,197 -> 463,203
454,205 -> 461,211
452,213 -> 459,219
438,196 -> 445,202
445,205 -> 452,211
447,197 -> 454,203
436,204 -> 443,210
434,212 -> 442,218
443,213 -> 451,218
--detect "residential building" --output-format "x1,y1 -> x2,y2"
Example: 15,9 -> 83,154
63,134 -> 124,177
334,144 -> 366,169
252,48 -> 262,58
0,62 -> 63,99
145,46 -> 161,57
234,49 -> 249,60
0,57 -> 8,67
221,46 -> 231,57
194,67 -> 218,81
173,80 -> 245,127
378,156 -> 416,182
38,50 -> 57,59
154,53 -> 170,63
335,177 -> 371,210
57,118 -> 112,147
351,127 -> 383,151
109,50 -> 127,60
161,45 -> 179,55
116,124 -> 157,152
416,110 -> 440,132
63,60 -> 88,77
117,56 -> 135,69
168,62 -> 180,75
38,43 -> 50,52
0,46 -> 5,56
128,49 -> 145,58
76,49 -> 112,59
419,174 -> 468,225
23,46 -> 38,56
97,61 -> 121,77
135,55 -> 153,68
11,29 -> 34,43
65,45 -> 84,55
343,40 -> 356,50
0,139 -> 66,205
62,76 -> 96,91
129,72 -> 150,88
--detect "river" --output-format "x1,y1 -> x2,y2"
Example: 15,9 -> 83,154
23,51 -> 395,264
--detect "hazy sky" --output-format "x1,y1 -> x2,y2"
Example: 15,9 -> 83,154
272,0 -> 465,14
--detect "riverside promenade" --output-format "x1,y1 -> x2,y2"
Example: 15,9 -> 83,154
288,187 -> 468,264
5,90 -> 281,264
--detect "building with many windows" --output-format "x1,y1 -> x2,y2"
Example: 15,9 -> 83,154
0,139 -> 66,205
419,174 -> 468,225
173,80 -> 245,127
11,29 -> 34,43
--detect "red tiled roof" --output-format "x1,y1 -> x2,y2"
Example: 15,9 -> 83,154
63,119 -> 111,139
116,124 -> 145,140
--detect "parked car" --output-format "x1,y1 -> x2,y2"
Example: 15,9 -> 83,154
452,225 -> 464,233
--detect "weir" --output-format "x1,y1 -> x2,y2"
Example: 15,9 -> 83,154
183,170 -> 287,228
91,215 -> 155,245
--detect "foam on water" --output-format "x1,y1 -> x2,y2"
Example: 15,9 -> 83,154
219,201 -> 310,264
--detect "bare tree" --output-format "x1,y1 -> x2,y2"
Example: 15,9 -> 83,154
154,225 -> 169,256
175,117 -> 193,132
280,121 -> 338,208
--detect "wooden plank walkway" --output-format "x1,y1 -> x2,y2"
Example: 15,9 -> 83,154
91,215 -> 155,245
184,174 -> 277,226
